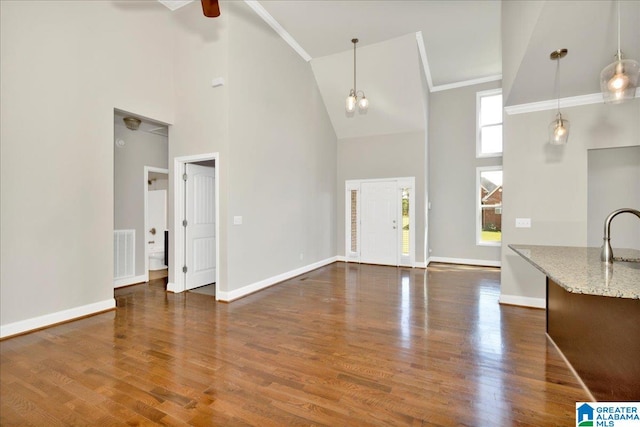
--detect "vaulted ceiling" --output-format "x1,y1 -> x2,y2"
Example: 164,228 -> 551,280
158,0 -> 639,139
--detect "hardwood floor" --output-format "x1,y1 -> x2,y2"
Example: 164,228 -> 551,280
0,262 -> 588,426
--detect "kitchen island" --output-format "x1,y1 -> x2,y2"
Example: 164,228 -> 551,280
509,245 -> 640,401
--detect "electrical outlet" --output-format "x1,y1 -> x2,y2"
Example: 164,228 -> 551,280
515,218 -> 531,228
233,216 -> 242,225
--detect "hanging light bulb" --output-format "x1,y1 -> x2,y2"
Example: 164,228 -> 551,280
358,93 -> 369,110
548,49 -> 570,145
345,38 -> 370,114
346,90 -> 357,112
600,1 -> 640,104
549,112 -> 570,145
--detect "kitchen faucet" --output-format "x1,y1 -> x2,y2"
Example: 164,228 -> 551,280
601,208 -> 640,264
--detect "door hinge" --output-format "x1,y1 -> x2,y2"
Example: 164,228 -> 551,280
182,219 -> 188,227
183,266 -> 188,273
183,173 -> 188,181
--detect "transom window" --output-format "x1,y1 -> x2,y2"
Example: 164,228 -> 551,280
477,89 -> 503,157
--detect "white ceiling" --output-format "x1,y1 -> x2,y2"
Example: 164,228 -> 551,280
311,34 -> 427,139
155,0 -> 639,139
506,0 -> 640,106
258,0 -> 502,87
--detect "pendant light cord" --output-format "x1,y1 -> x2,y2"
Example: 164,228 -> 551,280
555,57 -> 560,115
616,0 -> 622,59
353,41 -> 357,93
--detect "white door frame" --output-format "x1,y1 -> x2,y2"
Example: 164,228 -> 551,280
168,153 -> 219,297
345,177 -> 416,267
144,166 -> 169,282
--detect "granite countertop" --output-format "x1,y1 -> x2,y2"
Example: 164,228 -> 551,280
509,245 -> 640,299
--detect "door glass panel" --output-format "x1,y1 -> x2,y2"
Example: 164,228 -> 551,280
402,188 -> 410,256
350,190 -> 358,253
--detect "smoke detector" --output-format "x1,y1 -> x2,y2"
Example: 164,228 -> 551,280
123,116 -> 141,131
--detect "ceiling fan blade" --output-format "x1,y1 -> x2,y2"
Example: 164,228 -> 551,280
201,0 -> 220,17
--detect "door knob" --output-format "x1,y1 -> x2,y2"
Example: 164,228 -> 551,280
149,228 -> 156,235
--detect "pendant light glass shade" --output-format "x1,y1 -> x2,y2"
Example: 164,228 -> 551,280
357,94 -> 369,110
346,90 -> 357,112
600,1 -> 639,104
549,113 -> 570,145
600,56 -> 640,104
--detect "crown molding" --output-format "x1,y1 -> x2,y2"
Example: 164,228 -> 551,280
430,74 -> 502,93
416,31 -> 434,91
244,0 -> 312,62
505,88 -> 640,115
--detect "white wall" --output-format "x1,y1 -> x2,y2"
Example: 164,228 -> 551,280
225,1 -> 337,291
167,1 -> 230,289
587,146 -> 640,249
500,101 -> 640,304
336,131 -> 426,263
428,81 -> 502,264
114,124 -> 168,277
0,1 -> 175,333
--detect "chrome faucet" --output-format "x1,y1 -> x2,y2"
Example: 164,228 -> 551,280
601,208 -> 640,264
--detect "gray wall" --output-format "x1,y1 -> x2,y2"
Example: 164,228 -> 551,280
226,1 -> 337,290
114,124 -> 168,277
587,146 -> 640,250
501,101 -> 640,303
1,0 -> 337,330
1,0 -> 175,328
168,1 -> 230,288
337,131 -> 426,263
428,81 -> 502,264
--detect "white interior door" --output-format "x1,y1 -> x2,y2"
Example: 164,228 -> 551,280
360,181 -> 398,266
185,163 -> 216,290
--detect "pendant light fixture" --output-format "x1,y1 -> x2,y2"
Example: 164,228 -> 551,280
346,38 -> 369,113
549,49 -> 570,145
600,0 -> 639,104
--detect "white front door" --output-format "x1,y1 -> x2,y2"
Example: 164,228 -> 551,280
360,181 -> 399,266
185,163 -> 216,290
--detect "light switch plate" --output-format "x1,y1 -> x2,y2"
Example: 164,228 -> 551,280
515,218 -> 531,228
233,216 -> 242,225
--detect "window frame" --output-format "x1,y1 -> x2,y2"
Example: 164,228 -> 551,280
476,88 -> 503,158
476,165 -> 502,247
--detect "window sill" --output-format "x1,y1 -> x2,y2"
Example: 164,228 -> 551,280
477,241 -> 501,247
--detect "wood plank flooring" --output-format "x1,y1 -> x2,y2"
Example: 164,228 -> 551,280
0,262 -> 588,426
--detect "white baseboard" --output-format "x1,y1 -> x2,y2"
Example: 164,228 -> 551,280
428,256 -> 501,268
338,256 -> 427,268
114,274 -> 147,288
167,281 -> 178,293
0,298 -> 116,339
499,294 -> 545,309
216,256 -> 338,302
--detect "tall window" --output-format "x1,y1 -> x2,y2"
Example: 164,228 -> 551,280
477,166 -> 502,245
401,188 -> 410,256
477,89 -> 503,157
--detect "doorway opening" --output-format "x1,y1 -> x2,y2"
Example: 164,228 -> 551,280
345,177 -> 416,267
113,109 -> 169,288
145,167 -> 169,282
169,153 -> 219,298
